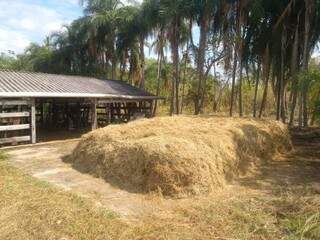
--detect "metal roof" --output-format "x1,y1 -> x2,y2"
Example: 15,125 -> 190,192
0,70 -> 159,99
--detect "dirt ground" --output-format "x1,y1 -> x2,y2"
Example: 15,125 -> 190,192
4,128 -> 320,222
237,128 -> 320,191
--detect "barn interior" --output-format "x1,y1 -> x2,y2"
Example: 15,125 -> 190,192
0,98 -> 154,145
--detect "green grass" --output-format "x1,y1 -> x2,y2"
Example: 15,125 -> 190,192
135,190 -> 319,240
274,187 -> 320,239
0,150 -> 7,161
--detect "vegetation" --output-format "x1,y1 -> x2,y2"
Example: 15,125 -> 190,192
0,151 -> 319,239
1,1 -> 320,238
1,0 -> 320,124
0,156 -> 126,239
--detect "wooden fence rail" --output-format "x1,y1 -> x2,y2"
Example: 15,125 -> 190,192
0,112 -> 30,118
0,124 -> 30,132
0,136 -> 31,144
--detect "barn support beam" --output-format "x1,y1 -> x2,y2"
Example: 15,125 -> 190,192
40,99 -> 44,126
91,99 -> 97,130
31,98 -> 37,144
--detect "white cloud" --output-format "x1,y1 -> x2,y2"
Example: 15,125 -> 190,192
0,28 -> 30,54
9,18 -> 37,31
65,0 -> 80,5
0,0 -> 82,54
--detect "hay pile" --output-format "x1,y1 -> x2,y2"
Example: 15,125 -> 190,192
70,116 -> 292,196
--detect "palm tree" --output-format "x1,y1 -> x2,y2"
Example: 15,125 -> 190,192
82,0 -> 124,79
151,27 -> 167,115
158,0 -> 190,115
12,0 -> 320,123
191,0 -> 219,115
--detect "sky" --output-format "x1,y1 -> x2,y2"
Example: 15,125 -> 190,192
1,0 -> 318,59
0,0 -> 83,54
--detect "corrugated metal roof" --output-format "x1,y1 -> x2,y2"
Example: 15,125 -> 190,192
0,70 -> 159,99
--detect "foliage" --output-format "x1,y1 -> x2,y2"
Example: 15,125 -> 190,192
0,52 -> 17,70
3,0 -> 320,125
298,60 -> 320,124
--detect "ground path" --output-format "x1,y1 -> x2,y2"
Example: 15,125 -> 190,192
4,139 -> 160,219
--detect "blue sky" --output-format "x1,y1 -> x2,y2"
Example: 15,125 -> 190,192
2,0 -> 318,60
0,0 -> 83,54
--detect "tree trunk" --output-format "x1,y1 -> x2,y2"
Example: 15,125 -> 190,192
119,54 -> 126,81
195,16 -> 208,115
289,23 -> 300,126
170,20 -> 180,115
104,52 -> 109,78
276,73 -> 281,120
281,91 -> 287,123
212,60 -> 218,112
111,37 -> 117,80
180,45 -> 189,114
111,59 -> 116,80
302,90 -> 308,126
299,92 -> 303,128
253,61 -> 261,117
277,29 -> 286,122
239,60 -> 243,117
259,44 -> 271,118
153,51 -> 163,116
238,5 -> 244,117
230,45 -> 238,117
139,36 -> 145,90
230,1 -> 243,117
302,0 -> 312,127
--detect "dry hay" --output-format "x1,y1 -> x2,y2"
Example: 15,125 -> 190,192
70,116 -> 292,196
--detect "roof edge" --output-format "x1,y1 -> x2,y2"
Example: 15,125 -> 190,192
0,92 -> 163,100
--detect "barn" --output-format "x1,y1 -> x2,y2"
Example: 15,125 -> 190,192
0,70 -> 161,146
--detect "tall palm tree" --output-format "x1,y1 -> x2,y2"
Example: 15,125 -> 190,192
191,0 -> 219,115
158,0 -> 191,115
151,27 -> 167,115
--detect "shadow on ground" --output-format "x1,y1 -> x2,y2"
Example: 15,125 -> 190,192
236,127 -> 320,193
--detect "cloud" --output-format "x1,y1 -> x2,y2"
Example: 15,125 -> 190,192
0,0 -> 82,54
65,0 -> 80,5
0,29 -> 30,54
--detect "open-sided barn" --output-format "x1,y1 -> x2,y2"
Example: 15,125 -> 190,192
0,70 -> 161,145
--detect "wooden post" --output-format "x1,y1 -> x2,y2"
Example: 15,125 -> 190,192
31,98 -> 36,144
91,99 -> 97,130
110,103 -> 114,123
149,100 -> 154,117
76,101 -> 81,128
106,103 -> 112,125
40,100 -> 44,127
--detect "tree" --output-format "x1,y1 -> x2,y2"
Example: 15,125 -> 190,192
158,0 -> 189,115
191,0 -> 217,115
0,52 -> 17,70
9,0 -> 320,124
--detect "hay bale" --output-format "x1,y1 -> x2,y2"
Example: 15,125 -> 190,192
70,116 -> 292,196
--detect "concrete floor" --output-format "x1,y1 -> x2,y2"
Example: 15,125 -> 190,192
4,140 -> 157,219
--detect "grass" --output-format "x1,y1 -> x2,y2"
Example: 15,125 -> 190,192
120,187 -> 320,240
0,151 -> 127,240
274,187 -> 320,239
0,149 -> 319,240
